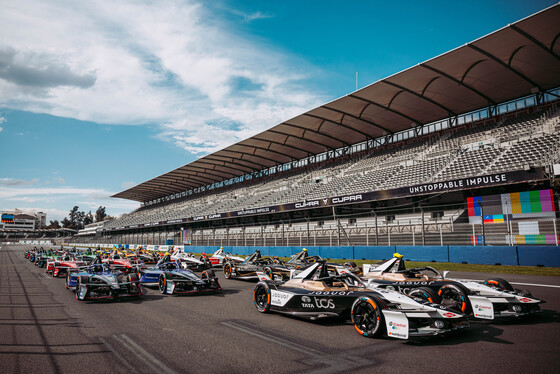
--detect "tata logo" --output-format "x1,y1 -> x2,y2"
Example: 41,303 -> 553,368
332,195 -> 363,204
295,200 -> 320,208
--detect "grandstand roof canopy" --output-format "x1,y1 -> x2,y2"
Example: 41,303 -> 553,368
114,4 -> 560,203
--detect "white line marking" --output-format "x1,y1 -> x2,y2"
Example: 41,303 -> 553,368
99,337 -> 136,371
455,278 -> 560,289
221,321 -> 324,357
115,334 -> 178,374
510,282 -> 560,289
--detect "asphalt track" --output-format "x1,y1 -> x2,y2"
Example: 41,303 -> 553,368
1,245 -> 559,374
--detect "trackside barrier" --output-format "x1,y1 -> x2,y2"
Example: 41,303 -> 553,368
73,244 -> 560,267
395,246 -> 449,263
354,246 -> 396,260
517,246 -> 560,267
449,246 -> 518,266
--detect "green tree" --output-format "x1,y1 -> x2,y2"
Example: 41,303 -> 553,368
95,206 -> 107,222
61,217 -> 72,228
46,220 -> 60,229
83,211 -> 94,226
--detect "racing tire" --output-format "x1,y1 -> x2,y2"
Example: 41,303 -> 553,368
438,283 -> 471,314
408,286 -> 440,304
351,296 -> 386,338
127,273 -> 141,295
159,272 -> 172,294
202,269 -> 216,280
264,267 -> 274,280
253,282 -> 271,313
76,276 -> 90,301
65,273 -> 70,289
223,263 -> 233,279
483,277 -> 514,291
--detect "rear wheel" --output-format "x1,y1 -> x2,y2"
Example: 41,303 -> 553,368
438,283 -> 471,314
351,296 -> 385,338
253,282 -> 271,312
408,286 -> 440,304
223,263 -> 233,278
483,278 -> 514,291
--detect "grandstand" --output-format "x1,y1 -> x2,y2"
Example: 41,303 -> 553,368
74,4 -> 560,249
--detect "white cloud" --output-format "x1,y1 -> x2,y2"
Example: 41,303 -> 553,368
0,0 -> 324,154
0,127 -> 3,132
0,185 -> 140,221
0,178 -> 39,186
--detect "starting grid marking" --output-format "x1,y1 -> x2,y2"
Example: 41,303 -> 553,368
102,334 -> 179,374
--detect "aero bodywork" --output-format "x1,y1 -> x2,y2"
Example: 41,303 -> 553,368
67,263 -> 143,301
140,261 -> 221,295
253,262 -> 469,339
362,256 -> 543,319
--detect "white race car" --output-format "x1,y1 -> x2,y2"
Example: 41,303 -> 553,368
170,249 -> 211,271
360,255 -> 543,320
208,247 -> 245,266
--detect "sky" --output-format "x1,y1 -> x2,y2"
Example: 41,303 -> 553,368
0,0 -> 557,223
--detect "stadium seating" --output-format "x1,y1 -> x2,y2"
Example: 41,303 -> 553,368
103,107 -> 560,230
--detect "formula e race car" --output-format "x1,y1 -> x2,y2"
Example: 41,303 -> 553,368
361,254 -> 543,319
67,263 -> 143,301
170,248 -> 212,271
223,250 -> 283,280
253,261 -> 469,339
208,247 -> 245,266
140,256 -> 221,295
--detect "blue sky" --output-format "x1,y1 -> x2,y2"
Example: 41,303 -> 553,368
0,0 -> 556,222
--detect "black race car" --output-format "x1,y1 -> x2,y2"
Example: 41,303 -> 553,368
253,261 -> 469,339
223,250 -> 284,280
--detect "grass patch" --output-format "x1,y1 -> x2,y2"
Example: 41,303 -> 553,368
326,258 -> 560,277
201,253 -> 560,277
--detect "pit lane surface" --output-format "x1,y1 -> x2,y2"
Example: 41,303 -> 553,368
1,245 -> 559,374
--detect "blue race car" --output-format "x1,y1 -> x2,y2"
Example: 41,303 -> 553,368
140,256 -> 221,295
66,262 -> 143,301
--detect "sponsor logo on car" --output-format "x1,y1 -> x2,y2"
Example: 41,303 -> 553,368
475,304 -> 492,310
388,321 -> 407,329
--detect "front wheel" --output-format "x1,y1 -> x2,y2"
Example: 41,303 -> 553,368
159,272 -> 172,294
253,282 -> 271,312
408,286 -> 440,304
351,296 -> 385,338
483,278 -> 514,291
223,263 -> 233,278
76,276 -> 90,301
438,283 -> 471,314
